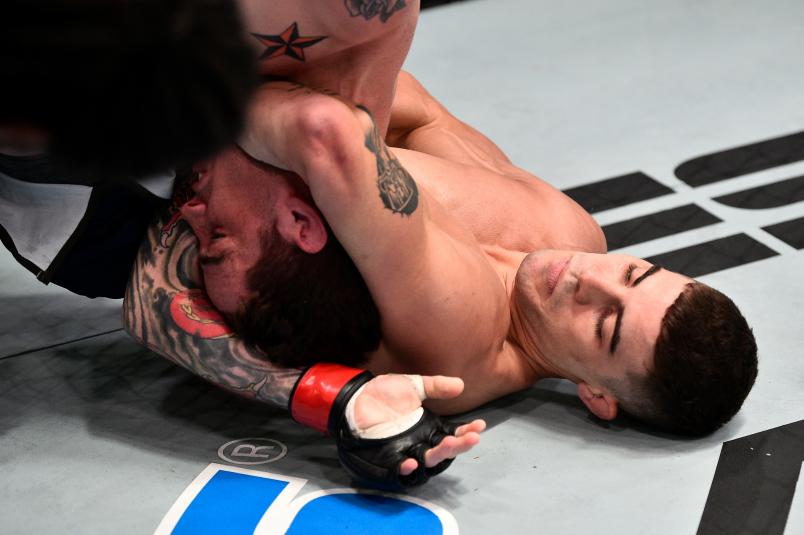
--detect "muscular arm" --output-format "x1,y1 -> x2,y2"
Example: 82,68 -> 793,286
241,83 -> 511,405
387,71 -> 514,172
123,197 -> 300,407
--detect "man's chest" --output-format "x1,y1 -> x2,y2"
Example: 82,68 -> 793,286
412,164 -> 603,255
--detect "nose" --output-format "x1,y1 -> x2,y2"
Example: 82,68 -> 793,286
574,269 -> 624,305
179,197 -> 208,236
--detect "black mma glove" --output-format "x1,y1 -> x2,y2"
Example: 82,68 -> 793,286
288,363 -> 460,491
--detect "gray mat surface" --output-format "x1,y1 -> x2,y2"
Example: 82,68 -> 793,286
2,1 -> 803,533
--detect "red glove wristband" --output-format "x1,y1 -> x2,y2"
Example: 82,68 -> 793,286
290,363 -> 366,434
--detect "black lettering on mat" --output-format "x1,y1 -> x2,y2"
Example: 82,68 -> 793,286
675,131 -> 804,187
697,419 -> 804,535
762,216 -> 804,250
562,171 -> 673,214
644,234 -> 777,278
713,175 -> 804,209
602,204 -> 721,250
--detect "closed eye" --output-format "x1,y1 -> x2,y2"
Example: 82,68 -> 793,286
624,263 -> 637,284
595,307 -> 612,341
597,263 -> 640,345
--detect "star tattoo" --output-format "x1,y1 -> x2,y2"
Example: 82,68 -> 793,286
251,22 -> 327,61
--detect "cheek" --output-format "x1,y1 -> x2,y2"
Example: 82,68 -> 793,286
201,271 -> 238,315
529,306 -> 568,343
548,308 -> 591,349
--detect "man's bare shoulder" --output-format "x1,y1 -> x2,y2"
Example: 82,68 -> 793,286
387,71 -> 518,173
238,0 -> 418,64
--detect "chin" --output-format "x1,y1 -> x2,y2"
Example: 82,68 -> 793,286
513,259 -> 545,321
204,282 -> 243,317
517,250 -> 559,299
515,253 -> 539,294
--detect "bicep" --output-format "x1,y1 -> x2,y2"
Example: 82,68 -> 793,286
301,107 -> 506,366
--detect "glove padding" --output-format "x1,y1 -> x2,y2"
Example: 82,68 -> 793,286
333,409 -> 461,492
290,363 -> 462,491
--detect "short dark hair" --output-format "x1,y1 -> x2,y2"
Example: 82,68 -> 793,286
618,282 -> 758,435
228,224 -> 382,369
1,0 -> 258,177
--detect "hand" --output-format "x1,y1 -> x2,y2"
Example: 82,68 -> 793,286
289,364 -> 484,489
352,374 -> 486,477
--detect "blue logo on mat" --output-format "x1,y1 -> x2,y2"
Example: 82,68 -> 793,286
154,464 -> 457,535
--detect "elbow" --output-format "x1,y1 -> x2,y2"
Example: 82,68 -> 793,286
291,98 -> 363,172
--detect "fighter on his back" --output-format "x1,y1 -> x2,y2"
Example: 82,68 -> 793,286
181,70 -> 758,434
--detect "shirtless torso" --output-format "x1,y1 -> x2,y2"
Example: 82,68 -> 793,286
233,73 -> 609,414
367,74 -> 607,410
371,120 -> 605,410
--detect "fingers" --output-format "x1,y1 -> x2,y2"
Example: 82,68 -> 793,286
398,432 -> 481,476
422,419 -> 485,467
420,375 -> 464,400
423,432 -> 481,468
455,419 -> 486,436
397,419 -> 487,477
399,458 -> 419,476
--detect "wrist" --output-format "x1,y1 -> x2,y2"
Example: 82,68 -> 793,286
289,363 -> 373,434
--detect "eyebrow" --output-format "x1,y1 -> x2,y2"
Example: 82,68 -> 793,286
632,264 -> 662,287
610,265 -> 664,354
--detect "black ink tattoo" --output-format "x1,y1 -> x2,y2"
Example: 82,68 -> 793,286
359,105 -> 419,215
252,22 -> 327,62
344,0 -> 407,23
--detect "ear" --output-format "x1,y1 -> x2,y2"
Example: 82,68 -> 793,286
274,197 -> 328,254
577,382 -> 619,421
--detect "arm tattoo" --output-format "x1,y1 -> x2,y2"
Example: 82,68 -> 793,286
345,0 -> 407,23
252,22 -> 327,62
123,180 -> 300,408
360,105 -> 419,215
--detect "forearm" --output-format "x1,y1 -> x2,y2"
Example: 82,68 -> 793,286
123,207 -> 300,407
124,186 -> 481,490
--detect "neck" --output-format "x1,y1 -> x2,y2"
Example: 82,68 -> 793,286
506,295 -> 560,381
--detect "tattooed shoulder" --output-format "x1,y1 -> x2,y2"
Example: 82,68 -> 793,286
252,22 -> 327,62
